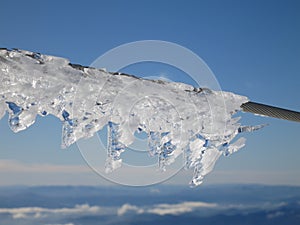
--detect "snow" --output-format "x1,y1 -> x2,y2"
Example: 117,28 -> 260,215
0,48 -> 263,186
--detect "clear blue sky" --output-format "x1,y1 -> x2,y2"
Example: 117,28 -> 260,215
0,0 -> 299,186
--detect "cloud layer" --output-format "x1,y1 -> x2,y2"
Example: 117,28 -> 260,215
1,159 -> 300,186
0,160 -> 89,173
0,200 -> 292,221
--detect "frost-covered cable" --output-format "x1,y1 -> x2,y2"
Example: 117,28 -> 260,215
0,48 -> 272,186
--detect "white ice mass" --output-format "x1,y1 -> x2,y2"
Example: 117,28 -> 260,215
0,48 -> 263,186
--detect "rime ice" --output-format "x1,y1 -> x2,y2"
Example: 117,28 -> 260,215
0,48 -> 262,186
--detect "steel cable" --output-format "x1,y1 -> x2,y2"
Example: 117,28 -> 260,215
241,102 -> 300,123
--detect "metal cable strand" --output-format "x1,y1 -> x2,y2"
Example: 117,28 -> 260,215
241,102 -> 300,123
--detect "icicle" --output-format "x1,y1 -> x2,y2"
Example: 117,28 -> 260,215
148,131 -> 177,171
105,122 -> 125,173
61,110 -> 76,148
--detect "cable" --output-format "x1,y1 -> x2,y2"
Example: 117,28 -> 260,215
241,101 -> 300,123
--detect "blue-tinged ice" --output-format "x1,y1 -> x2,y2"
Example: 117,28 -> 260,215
41,110 -> 48,116
106,122 -> 125,173
62,110 -> 70,121
238,124 -> 268,133
6,101 -> 23,131
6,102 -> 22,114
148,131 -> 177,171
61,110 -> 77,148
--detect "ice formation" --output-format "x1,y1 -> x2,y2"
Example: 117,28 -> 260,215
0,48 -> 263,186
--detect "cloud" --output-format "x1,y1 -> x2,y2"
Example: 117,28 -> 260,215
117,201 -> 289,217
0,160 -> 89,173
1,159 -> 300,186
149,188 -> 161,194
117,201 -> 218,216
267,211 -> 285,219
0,204 -> 107,220
147,201 -> 218,216
204,170 -> 300,186
12,212 -> 27,219
0,159 -> 104,186
44,224 -> 75,225
117,204 -> 144,216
